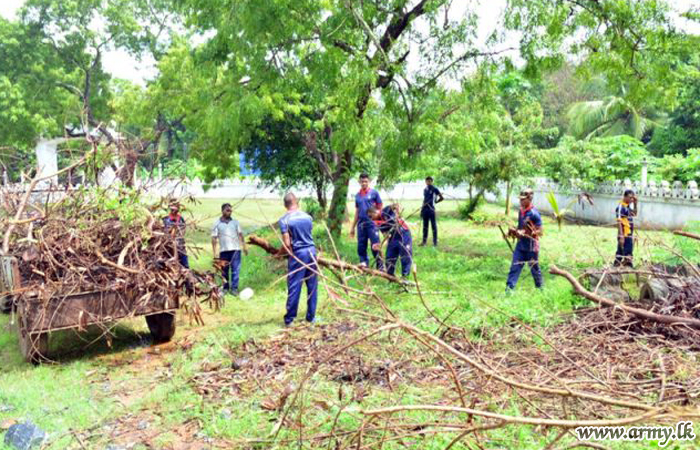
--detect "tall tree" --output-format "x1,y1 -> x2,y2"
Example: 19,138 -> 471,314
648,62 -> 700,156
508,0 -> 696,142
0,0 -> 178,181
163,0 -> 514,236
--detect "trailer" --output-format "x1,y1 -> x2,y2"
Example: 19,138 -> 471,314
2,256 -> 178,363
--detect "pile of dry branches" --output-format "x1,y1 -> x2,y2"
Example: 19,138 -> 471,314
0,147 -> 221,329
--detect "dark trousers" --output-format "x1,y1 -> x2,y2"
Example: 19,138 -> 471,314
506,247 -> 543,289
386,233 -> 413,277
220,250 -> 242,292
421,208 -> 437,244
178,253 -> 190,268
357,222 -> 383,269
614,237 -> 634,267
286,247 -> 318,325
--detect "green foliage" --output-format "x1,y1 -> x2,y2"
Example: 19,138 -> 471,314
566,95 -> 665,141
543,135 -> 650,186
302,197 -> 325,220
656,148 -> 700,182
530,127 -> 560,149
408,69 -> 547,201
458,196 -> 484,220
137,158 -> 205,181
648,66 -> 700,156
0,0 -> 176,178
545,191 -> 574,231
507,0 -> 695,111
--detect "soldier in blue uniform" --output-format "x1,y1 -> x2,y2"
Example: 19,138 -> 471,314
614,189 -> 637,267
420,176 -> 444,247
369,204 -> 413,278
506,189 -> 543,291
162,201 -> 189,268
278,193 -> 318,327
349,173 -> 383,269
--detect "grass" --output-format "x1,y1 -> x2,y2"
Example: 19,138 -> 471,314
0,198 -> 695,449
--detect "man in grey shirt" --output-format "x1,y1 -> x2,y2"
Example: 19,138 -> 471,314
212,203 -> 248,295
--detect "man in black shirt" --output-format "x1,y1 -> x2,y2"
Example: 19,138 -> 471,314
420,176 -> 444,247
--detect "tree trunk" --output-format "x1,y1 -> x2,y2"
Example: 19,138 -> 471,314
315,178 -> 327,212
505,180 -> 512,215
463,189 -> 485,219
326,150 -> 352,238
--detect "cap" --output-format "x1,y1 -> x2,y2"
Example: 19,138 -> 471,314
518,188 -> 534,199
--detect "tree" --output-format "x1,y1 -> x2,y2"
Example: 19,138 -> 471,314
566,94 -> 665,141
543,135 -> 650,188
240,116 -> 332,211
508,0 -> 696,144
0,0 -> 177,181
538,63 -> 601,134
161,0 -> 515,236
400,70 -> 545,217
648,64 -> 700,156
0,17 -> 78,176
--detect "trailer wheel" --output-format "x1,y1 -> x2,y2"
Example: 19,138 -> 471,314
17,311 -> 48,364
146,312 -> 176,343
1,296 -> 12,314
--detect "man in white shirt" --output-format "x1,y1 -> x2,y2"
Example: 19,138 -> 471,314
212,203 -> 248,295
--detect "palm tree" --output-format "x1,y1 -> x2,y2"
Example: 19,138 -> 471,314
567,95 -> 665,141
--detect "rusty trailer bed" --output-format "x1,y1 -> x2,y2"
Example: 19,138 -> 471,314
3,256 -> 180,363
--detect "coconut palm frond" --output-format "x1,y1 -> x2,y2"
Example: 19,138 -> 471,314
567,95 -> 662,141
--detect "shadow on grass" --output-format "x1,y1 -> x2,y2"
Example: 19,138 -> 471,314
1,321 -> 153,371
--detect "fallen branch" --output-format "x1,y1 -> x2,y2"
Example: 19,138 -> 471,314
550,265 -> 700,331
362,404 -> 662,428
247,235 -> 410,285
673,230 -> 700,241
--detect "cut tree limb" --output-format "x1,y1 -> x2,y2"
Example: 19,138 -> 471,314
550,265 -> 700,330
673,230 -> 700,241
247,235 -> 409,285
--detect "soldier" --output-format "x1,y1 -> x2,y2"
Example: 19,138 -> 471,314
369,204 -> 413,279
614,189 -> 637,267
278,193 -> 318,327
349,173 -> 383,269
162,201 -> 189,268
506,189 -> 543,291
420,176 -> 444,247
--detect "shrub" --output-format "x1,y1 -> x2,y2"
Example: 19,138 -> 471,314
302,197 -> 325,220
655,148 -> 700,182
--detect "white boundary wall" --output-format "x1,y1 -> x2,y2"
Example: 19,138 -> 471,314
140,178 -> 472,202
498,179 -> 700,230
7,175 -> 700,230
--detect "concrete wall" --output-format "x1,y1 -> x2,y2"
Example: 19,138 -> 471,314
502,180 -> 700,230
141,178 -> 472,201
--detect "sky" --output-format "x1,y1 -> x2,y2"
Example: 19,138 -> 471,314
1,0 -> 698,85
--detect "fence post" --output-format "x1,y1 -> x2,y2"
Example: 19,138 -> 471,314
641,158 -> 648,189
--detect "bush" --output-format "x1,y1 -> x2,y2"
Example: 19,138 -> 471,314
302,197 -> 325,220
458,195 -> 484,220
655,148 -> 700,182
543,135 -> 651,187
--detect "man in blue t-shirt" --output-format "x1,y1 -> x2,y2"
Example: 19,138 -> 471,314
369,204 -> 413,278
506,188 -> 544,291
349,173 -> 383,269
278,192 -> 318,326
420,176 -> 444,247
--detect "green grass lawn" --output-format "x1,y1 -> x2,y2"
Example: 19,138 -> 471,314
0,198 -> 696,449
